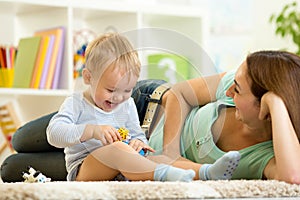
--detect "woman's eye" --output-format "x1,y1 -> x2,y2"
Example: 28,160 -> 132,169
125,89 -> 132,93
107,89 -> 114,93
234,87 -> 239,94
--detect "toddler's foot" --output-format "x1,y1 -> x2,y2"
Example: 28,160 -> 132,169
199,151 -> 240,180
154,164 -> 195,182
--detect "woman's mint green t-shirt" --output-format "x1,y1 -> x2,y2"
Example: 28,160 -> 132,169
149,71 -> 274,179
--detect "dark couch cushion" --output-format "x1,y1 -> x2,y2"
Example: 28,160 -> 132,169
12,112 -> 63,152
1,151 -> 67,182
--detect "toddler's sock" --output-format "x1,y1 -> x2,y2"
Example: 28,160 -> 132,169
154,164 -> 195,182
199,151 -> 240,180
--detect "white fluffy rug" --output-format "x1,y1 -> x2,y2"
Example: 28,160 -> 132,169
1,180 -> 300,199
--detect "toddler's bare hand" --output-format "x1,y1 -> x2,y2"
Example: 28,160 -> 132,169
129,139 -> 155,153
93,125 -> 122,145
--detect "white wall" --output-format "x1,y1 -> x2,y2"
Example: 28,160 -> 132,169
186,0 -> 298,71
250,0 -> 296,52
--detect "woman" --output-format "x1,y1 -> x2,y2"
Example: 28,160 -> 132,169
148,50 -> 300,184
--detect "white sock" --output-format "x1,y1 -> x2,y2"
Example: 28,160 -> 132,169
199,151 -> 240,180
154,164 -> 195,182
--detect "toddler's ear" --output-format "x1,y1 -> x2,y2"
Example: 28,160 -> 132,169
82,68 -> 92,84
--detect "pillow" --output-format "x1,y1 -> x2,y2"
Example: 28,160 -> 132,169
12,112 -> 63,152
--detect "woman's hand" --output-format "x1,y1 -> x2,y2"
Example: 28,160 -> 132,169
92,125 -> 122,145
129,139 -> 155,153
260,91 -> 300,184
259,91 -> 283,121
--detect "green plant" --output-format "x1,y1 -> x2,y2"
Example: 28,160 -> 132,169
269,1 -> 300,55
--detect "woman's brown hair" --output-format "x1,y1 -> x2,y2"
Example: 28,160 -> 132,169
246,50 -> 300,140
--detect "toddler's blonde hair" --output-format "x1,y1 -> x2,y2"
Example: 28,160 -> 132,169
85,33 -> 140,78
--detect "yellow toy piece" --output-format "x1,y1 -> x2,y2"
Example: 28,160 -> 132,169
118,127 -> 129,141
117,127 -> 145,156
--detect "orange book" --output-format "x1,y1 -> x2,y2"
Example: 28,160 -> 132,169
34,27 -> 64,89
30,36 -> 51,88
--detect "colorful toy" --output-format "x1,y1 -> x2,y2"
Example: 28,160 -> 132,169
118,127 -> 130,141
118,127 -> 145,156
73,44 -> 86,79
22,166 -> 51,183
73,29 -> 97,79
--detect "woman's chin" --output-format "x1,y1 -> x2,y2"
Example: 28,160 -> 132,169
235,112 -> 241,121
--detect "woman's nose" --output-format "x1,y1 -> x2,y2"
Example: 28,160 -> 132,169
226,85 -> 234,98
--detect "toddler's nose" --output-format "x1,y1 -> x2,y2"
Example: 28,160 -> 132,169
113,94 -> 123,102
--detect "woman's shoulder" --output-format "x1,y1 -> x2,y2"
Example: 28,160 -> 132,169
215,70 -> 236,103
220,70 -> 236,86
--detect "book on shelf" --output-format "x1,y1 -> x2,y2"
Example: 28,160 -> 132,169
30,35 -> 52,89
37,35 -> 55,89
13,36 -> 42,88
1,26 -> 65,89
51,27 -> 65,89
34,26 -> 65,89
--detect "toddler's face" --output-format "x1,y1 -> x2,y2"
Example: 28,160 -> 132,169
90,66 -> 138,112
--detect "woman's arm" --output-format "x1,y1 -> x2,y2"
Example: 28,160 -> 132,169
261,92 -> 300,184
161,73 -> 225,158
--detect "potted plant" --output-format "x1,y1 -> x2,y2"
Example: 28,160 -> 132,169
269,1 -> 300,55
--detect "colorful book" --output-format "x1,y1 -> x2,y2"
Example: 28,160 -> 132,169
30,35 -> 51,88
51,27 -> 65,89
34,26 -> 65,89
13,36 -> 41,88
39,35 -> 55,89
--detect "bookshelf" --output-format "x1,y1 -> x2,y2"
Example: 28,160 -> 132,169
0,0 -> 209,123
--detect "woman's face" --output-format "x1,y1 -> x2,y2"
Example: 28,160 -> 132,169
226,61 -> 261,125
